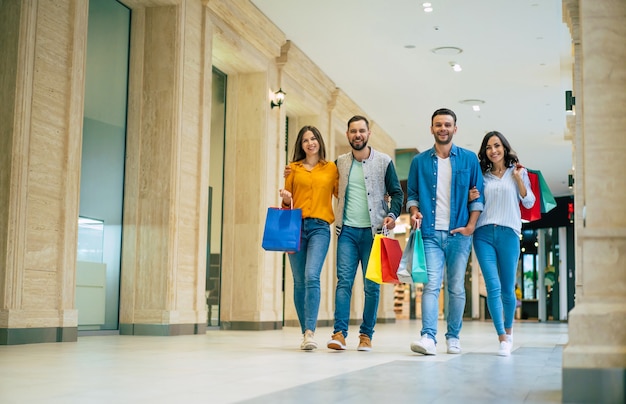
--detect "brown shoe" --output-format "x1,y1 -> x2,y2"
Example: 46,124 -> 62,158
358,334 -> 372,351
327,331 -> 346,350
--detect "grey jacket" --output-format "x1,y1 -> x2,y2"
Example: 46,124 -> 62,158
335,147 -> 404,237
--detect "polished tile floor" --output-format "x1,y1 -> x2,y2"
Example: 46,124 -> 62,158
0,319 -> 568,403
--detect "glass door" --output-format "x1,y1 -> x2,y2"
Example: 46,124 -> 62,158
78,0 -> 130,332
206,67 -> 227,326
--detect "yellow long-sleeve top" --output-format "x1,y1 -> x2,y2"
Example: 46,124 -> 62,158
284,160 -> 339,224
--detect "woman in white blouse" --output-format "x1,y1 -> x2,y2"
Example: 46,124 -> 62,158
472,131 -> 536,356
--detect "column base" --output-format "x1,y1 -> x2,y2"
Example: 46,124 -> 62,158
563,367 -> 625,403
119,323 -> 206,335
0,327 -> 78,345
219,321 -> 282,330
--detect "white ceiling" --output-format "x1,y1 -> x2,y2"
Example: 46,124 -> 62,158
251,0 -> 574,197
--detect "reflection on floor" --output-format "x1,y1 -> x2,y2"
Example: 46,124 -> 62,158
0,320 -> 568,403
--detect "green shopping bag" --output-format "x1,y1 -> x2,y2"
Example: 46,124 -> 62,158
527,169 -> 556,214
396,229 -> 428,284
411,229 -> 428,284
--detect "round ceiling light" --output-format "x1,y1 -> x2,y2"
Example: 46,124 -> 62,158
459,99 -> 485,105
431,46 -> 463,55
460,99 -> 485,112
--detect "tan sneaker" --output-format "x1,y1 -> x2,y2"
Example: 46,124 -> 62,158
300,330 -> 318,351
357,334 -> 372,351
327,331 -> 346,350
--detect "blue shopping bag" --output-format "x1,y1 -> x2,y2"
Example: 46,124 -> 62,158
261,207 -> 302,253
397,230 -> 415,284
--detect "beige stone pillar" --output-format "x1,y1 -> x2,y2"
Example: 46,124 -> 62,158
218,72 -> 284,330
119,1 -> 210,335
204,0 -> 291,331
0,0 -> 88,344
562,1 -> 626,402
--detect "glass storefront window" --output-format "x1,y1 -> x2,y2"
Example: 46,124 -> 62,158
77,217 -> 104,263
79,0 -> 130,332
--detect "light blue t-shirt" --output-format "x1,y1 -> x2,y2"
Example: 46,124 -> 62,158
343,160 -> 371,228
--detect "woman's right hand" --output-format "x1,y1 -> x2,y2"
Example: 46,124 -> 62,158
279,189 -> 292,206
468,186 -> 480,202
283,165 -> 292,178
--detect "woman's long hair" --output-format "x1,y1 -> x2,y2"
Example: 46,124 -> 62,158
291,125 -> 327,162
477,131 -> 519,173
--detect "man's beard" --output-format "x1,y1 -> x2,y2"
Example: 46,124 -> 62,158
350,139 -> 368,151
434,133 -> 452,146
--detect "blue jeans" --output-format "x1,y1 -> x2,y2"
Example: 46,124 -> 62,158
333,226 -> 379,339
287,218 -> 331,333
473,225 -> 520,336
421,230 -> 472,342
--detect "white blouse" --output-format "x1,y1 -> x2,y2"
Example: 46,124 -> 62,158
475,167 -> 536,235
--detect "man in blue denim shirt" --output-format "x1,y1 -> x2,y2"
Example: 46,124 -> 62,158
406,108 -> 484,355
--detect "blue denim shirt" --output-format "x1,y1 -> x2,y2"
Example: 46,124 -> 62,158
406,144 -> 484,237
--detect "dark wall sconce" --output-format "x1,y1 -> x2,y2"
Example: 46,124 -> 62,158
565,90 -> 575,112
568,173 -> 574,189
271,88 -> 286,109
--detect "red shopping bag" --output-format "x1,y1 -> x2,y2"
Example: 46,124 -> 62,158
380,237 -> 402,284
520,171 -> 541,222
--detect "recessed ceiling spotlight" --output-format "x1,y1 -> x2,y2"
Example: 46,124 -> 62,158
449,62 -> 462,72
459,99 -> 485,112
422,2 -> 433,12
431,46 -> 463,55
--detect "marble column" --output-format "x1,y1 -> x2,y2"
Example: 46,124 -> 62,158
562,1 -> 626,402
119,1 -> 210,335
0,0 -> 87,344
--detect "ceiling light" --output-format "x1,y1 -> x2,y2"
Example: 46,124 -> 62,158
422,2 -> 433,12
459,99 -> 485,112
431,47 -> 463,55
450,62 -> 462,72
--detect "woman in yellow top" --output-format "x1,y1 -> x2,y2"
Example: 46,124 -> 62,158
280,125 -> 338,351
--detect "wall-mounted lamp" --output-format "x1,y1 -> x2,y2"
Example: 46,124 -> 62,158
568,173 -> 574,189
270,88 -> 286,109
565,90 -> 575,112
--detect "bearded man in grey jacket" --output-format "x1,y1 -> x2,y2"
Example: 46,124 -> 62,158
327,115 -> 403,352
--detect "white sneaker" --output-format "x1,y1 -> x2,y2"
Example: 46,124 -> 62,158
301,330 -> 318,351
506,333 -> 513,344
446,338 -> 461,354
410,336 -> 437,355
498,340 -> 512,356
